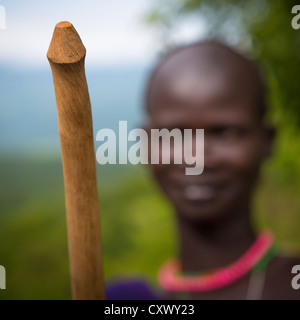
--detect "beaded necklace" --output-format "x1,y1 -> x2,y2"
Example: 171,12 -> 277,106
158,230 -> 275,294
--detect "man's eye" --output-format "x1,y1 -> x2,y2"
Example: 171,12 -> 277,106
212,127 -> 243,141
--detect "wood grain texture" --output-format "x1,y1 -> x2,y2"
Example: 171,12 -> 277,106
47,21 -> 105,300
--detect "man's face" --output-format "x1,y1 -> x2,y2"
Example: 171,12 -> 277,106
147,63 -> 272,223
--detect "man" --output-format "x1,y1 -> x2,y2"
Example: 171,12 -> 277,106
106,40 -> 300,299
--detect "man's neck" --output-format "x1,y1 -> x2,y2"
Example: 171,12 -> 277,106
176,207 -> 256,272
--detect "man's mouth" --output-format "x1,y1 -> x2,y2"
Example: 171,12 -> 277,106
183,184 -> 216,201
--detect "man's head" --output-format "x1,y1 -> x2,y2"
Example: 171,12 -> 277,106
145,41 -> 274,224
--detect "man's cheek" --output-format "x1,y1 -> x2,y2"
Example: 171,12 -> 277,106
224,147 -> 262,174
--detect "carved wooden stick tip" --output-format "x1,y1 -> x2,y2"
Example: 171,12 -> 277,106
47,21 -> 86,64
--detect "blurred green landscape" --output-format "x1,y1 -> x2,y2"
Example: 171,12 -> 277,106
0,158 -> 176,299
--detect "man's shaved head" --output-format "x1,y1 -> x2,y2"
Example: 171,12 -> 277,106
145,41 -> 267,120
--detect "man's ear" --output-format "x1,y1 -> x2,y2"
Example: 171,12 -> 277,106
263,126 -> 276,158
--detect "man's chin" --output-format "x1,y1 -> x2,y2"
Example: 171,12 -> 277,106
179,209 -> 222,224
173,198 -> 236,224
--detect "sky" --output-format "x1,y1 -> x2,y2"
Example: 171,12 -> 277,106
0,0 -> 207,154
0,0 -> 158,69
0,0 -> 206,69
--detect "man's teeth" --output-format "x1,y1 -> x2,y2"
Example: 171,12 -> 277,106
184,185 -> 215,201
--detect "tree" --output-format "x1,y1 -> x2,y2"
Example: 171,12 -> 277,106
146,0 -> 300,128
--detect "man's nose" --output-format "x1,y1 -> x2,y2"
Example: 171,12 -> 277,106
172,134 -> 220,171
167,131 -> 201,167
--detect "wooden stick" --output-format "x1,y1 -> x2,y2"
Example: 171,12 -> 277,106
47,21 -> 105,300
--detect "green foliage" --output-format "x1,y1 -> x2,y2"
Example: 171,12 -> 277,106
100,168 -> 176,282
